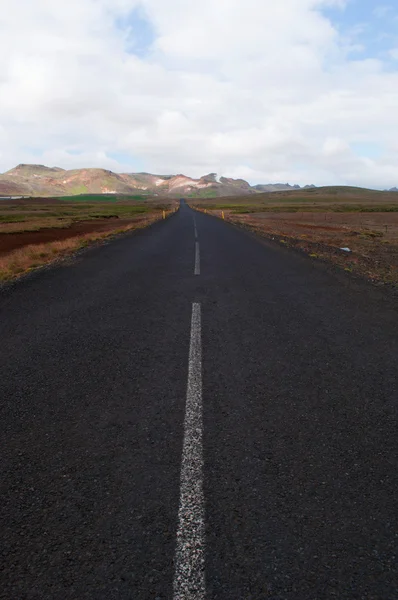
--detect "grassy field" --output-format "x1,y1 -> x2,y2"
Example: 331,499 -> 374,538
190,187 -> 398,285
58,193 -> 151,202
191,186 -> 398,210
183,189 -> 219,199
0,198 -> 174,232
0,196 -> 176,281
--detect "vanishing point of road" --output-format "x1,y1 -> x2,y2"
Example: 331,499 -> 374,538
1,201 -> 397,599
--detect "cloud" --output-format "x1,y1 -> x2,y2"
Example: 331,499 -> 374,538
0,0 -> 398,188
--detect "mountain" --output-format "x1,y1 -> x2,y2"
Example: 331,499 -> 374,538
1,164 -> 137,197
253,183 -> 301,192
388,187 -> 398,192
0,164 -> 316,197
0,179 -> 31,196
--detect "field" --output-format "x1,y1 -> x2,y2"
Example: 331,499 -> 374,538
190,186 -> 398,284
0,196 -> 176,281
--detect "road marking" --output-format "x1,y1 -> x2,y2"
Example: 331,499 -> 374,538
193,217 -> 198,240
173,303 -> 205,600
194,242 -> 200,276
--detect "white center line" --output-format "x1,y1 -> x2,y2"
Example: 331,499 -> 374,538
194,242 -> 200,276
193,217 -> 198,240
173,303 -> 205,600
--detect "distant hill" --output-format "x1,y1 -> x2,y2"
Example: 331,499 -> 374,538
0,164 -> 320,197
254,183 -> 301,192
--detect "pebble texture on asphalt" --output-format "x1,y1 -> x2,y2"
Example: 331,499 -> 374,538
1,201 -> 397,599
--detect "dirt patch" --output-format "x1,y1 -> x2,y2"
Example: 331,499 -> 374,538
0,218 -> 146,255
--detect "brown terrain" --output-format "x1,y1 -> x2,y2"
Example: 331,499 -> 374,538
3,179 -> 398,285
226,211 -> 398,283
0,217 -> 149,255
190,187 -> 398,285
0,197 -> 174,281
213,211 -> 398,285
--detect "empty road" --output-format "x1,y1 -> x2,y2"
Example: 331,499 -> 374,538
1,201 -> 397,599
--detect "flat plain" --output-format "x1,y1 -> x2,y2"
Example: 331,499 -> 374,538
190,186 -> 398,284
0,195 -> 175,280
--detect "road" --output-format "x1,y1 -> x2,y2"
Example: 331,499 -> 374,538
1,201 -> 397,599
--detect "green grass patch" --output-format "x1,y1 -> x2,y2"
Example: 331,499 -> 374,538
69,185 -> 89,195
185,189 -> 219,198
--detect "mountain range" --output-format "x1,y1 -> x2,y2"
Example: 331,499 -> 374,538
1,164 -> 396,198
0,164 -> 318,197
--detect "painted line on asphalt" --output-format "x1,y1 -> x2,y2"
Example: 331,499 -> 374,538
194,242 -> 200,276
193,217 -> 198,240
173,303 -> 205,600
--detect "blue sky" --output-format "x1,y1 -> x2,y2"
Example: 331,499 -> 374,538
325,1 -> 398,62
116,7 -> 156,58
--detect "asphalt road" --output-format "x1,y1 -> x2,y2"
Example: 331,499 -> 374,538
1,201 -> 397,599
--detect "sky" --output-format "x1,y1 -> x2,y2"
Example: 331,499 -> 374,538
0,0 -> 398,188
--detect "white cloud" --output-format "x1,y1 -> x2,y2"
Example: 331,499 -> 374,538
0,0 -> 398,188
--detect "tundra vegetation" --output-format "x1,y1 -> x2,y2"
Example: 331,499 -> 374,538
0,195 -> 175,281
190,187 -> 398,285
